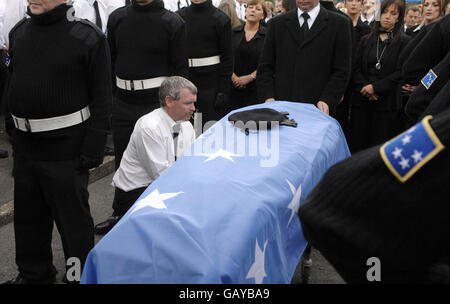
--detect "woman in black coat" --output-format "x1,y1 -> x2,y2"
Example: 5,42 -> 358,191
228,0 -> 267,111
349,0 -> 410,153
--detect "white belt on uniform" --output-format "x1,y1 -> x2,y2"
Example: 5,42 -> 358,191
12,106 -> 91,133
116,76 -> 168,91
188,55 -> 221,68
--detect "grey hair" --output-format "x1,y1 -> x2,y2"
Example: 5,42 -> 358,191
159,76 -> 197,107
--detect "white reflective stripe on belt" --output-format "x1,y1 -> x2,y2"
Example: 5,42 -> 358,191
12,106 -> 90,133
116,76 -> 168,91
188,55 -> 221,68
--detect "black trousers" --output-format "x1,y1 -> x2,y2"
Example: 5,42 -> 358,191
112,187 -> 147,217
111,97 -> 158,215
350,103 -> 405,153
13,154 -> 93,282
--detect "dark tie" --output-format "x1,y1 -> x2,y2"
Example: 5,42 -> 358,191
301,12 -> 310,39
93,1 -> 102,29
173,124 -> 180,161
363,20 -> 369,26
126,0 -> 131,5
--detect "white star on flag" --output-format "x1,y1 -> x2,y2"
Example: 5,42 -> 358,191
286,179 -> 302,226
402,135 -> 412,145
130,189 -> 183,214
398,157 -> 410,170
392,147 -> 403,159
246,239 -> 268,284
199,149 -> 242,162
411,150 -> 423,163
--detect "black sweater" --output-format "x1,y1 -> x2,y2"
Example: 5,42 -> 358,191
178,0 -> 233,94
107,0 -> 188,104
6,4 -> 112,161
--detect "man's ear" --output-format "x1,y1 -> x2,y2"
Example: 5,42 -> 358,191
165,96 -> 173,108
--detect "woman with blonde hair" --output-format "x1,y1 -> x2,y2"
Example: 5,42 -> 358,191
218,0 -> 243,28
229,0 -> 267,111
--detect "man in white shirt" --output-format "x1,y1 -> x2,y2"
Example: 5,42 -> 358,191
234,0 -> 246,20
164,0 -> 190,12
360,0 -> 376,26
95,76 -> 197,234
72,0 -> 127,34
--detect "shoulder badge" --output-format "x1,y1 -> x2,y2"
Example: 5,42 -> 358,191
421,69 -> 438,90
5,52 -> 10,67
380,115 -> 445,183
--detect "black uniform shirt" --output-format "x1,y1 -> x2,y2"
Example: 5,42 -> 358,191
6,4 -> 112,161
107,0 -> 188,104
178,0 -> 233,94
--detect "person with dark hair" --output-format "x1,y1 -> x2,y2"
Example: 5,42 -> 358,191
177,0 -> 233,128
345,0 -> 371,42
94,0 -> 188,235
349,0 -> 410,152
404,5 -> 420,31
3,0 -> 111,284
257,0 -> 352,117
229,0 -> 267,111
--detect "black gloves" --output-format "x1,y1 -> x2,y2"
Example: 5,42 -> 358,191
214,92 -> 228,111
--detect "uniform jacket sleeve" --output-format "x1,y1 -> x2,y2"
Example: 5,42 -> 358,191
170,17 -> 189,78
217,16 -> 233,95
81,32 -> 113,160
318,16 -> 352,108
106,12 -> 118,95
256,18 -> 276,102
402,16 -> 449,86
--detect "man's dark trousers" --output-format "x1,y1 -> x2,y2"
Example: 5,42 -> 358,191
13,154 -> 94,282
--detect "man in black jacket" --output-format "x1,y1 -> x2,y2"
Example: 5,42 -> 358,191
3,0 -> 111,284
257,0 -> 352,116
94,0 -> 189,234
178,0 -> 233,128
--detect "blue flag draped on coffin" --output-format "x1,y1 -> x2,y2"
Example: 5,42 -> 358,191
81,102 -> 350,284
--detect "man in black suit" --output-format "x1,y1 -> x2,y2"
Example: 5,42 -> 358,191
257,0 -> 352,116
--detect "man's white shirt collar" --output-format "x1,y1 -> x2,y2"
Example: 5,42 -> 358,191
297,4 -> 320,28
160,108 -> 185,133
413,21 -> 425,32
360,14 -> 374,23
